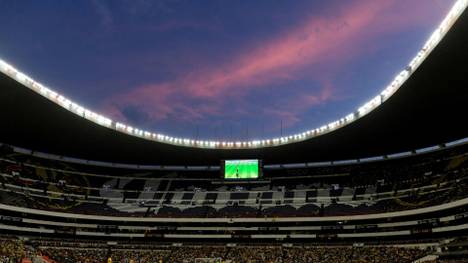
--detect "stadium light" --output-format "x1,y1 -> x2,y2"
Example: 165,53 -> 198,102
0,0 -> 466,149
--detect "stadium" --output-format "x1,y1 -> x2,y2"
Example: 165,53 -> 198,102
0,0 -> 468,262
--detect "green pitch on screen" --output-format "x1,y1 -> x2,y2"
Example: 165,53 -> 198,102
224,160 -> 259,179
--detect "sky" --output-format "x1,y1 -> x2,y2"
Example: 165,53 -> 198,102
0,0 -> 455,141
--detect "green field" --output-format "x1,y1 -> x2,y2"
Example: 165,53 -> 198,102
224,160 -> 259,179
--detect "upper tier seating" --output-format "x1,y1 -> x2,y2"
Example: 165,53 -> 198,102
0,145 -> 466,218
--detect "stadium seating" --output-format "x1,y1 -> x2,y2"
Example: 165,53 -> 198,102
0,236 -> 440,263
0,144 -> 466,219
0,143 -> 466,262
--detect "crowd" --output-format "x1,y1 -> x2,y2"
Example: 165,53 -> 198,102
4,235 -> 468,263
41,248 -> 169,263
0,238 -> 25,263
280,247 -> 427,263
37,245 -> 430,263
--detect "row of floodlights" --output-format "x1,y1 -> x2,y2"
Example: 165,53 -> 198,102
0,0 -> 466,149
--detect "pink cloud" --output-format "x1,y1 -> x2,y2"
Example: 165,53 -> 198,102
102,0 -> 445,128
261,80 -> 335,128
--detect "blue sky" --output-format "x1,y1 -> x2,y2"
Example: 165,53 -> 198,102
0,0 -> 455,140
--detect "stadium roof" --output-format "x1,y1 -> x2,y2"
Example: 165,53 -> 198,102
0,2 -> 467,165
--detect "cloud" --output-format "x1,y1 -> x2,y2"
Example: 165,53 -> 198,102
150,20 -> 221,32
261,80 -> 335,129
91,0 -> 114,29
102,0 -> 445,131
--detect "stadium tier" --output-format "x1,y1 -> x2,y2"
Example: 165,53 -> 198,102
0,140 -> 467,263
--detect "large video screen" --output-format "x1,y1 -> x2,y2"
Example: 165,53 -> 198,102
223,159 -> 260,179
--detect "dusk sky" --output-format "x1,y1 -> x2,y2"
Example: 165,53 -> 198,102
0,0 -> 455,140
